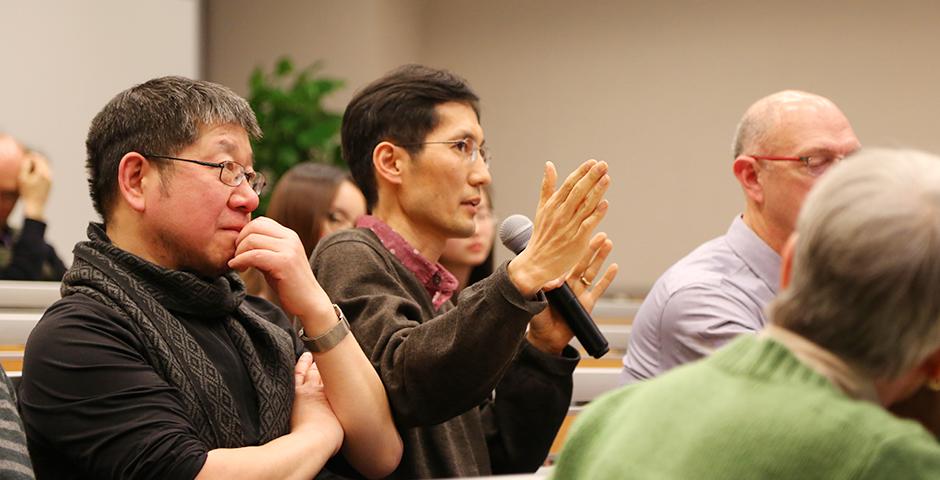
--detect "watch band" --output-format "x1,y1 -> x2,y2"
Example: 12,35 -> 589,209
298,304 -> 350,353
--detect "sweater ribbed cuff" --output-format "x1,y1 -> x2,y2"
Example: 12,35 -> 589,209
519,341 -> 580,377
492,260 -> 548,316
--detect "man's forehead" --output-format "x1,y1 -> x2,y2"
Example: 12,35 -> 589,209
192,124 -> 253,158
431,102 -> 483,139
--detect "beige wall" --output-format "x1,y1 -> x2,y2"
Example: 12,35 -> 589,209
1,0 -> 201,264
207,0 -> 425,110
206,0 -> 940,294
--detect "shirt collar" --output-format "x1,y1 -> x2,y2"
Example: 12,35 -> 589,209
726,215 -> 781,294
761,324 -> 880,403
356,215 -> 458,309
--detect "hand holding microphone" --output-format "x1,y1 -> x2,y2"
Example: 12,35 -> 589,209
501,159 -> 617,358
501,214 -> 617,358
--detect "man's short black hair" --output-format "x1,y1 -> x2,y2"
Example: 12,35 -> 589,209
86,76 -> 261,222
341,64 -> 480,211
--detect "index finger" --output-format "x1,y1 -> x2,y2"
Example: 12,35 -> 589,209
236,216 -> 288,245
535,162 -> 558,213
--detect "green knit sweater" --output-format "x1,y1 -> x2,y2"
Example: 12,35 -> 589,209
554,335 -> 940,479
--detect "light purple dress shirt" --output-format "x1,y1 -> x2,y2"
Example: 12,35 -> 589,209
622,216 -> 780,383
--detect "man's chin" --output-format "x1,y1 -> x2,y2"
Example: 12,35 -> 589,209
181,264 -> 230,280
452,221 -> 477,239
181,254 -> 236,279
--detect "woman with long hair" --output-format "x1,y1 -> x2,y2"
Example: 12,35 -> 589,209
243,162 -> 366,302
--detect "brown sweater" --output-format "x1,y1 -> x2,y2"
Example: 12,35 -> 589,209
312,228 -> 578,479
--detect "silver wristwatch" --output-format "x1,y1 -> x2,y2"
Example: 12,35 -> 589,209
298,304 -> 350,353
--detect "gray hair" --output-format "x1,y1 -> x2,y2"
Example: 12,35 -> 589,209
772,148 -> 940,379
85,76 -> 261,222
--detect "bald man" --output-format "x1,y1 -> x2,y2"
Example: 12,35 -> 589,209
622,91 -> 860,383
0,134 -> 65,281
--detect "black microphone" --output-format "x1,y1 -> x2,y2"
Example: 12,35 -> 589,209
499,215 -> 610,358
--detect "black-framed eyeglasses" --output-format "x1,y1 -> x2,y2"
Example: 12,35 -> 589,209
750,154 -> 845,177
142,154 -> 267,195
397,138 -> 491,166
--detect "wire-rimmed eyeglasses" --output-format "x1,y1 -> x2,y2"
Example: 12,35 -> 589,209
397,138 -> 491,166
142,154 -> 267,195
750,154 -> 845,177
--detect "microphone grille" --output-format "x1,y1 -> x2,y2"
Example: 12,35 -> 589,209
499,214 -> 533,254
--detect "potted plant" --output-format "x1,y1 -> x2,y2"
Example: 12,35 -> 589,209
247,57 -> 345,215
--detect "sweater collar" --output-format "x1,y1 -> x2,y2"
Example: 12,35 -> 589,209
355,215 -> 458,309
760,324 -> 880,403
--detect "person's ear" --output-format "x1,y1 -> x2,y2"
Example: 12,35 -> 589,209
733,155 -> 763,204
373,141 -> 404,186
918,348 -> 940,392
117,152 -> 152,212
779,233 -> 798,289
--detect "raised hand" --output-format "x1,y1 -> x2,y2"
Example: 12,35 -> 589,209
508,160 -> 611,297
18,151 -> 52,220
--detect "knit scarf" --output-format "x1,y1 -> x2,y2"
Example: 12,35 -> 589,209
60,223 -> 294,448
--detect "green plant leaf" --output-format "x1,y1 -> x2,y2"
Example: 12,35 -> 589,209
246,56 -> 347,194
249,68 -> 265,92
275,57 -> 293,77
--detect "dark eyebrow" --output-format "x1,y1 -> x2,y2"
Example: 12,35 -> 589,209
217,139 -> 255,168
449,130 -> 485,146
218,139 -> 236,152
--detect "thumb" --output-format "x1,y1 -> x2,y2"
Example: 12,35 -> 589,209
294,352 -> 313,386
543,276 -> 566,291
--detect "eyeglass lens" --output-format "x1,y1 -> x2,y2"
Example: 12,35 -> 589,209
220,162 -> 265,194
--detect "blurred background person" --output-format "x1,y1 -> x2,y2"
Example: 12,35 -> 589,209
555,148 -> 940,479
439,186 -> 495,295
0,134 -> 65,281
243,162 -> 366,302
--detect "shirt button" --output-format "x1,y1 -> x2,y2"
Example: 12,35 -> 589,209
432,273 -> 441,285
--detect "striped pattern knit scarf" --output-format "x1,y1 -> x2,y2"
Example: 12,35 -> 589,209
60,223 -> 294,448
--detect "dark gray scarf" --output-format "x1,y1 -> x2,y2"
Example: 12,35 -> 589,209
61,223 -> 294,448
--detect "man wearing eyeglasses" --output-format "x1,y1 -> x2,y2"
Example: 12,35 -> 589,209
0,134 -> 65,281
18,76 -> 402,479
623,90 -> 861,383
311,64 -> 617,478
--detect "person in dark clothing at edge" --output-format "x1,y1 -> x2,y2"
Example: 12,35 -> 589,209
17,76 -> 402,480
312,64 -> 619,478
0,134 -> 65,281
